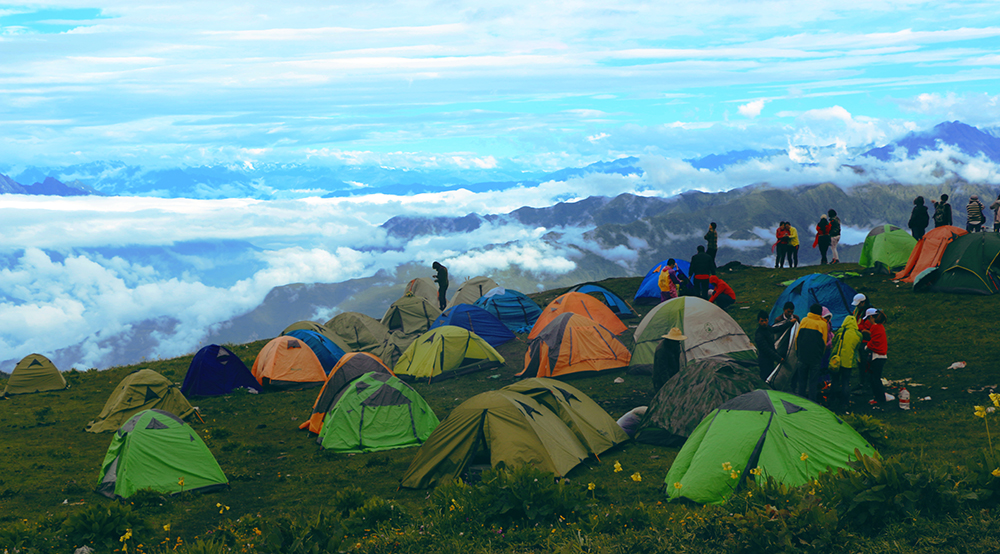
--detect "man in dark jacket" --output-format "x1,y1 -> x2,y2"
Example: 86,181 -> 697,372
755,310 -> 783,382
689,245 -> 716,299
793,303 -> 828,402
932,194 -> 952,227
908,196 -> 929,240
431,261 -> 449,310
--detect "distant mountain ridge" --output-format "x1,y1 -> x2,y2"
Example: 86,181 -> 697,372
864,121 -> 1000,162
0,174 -> 102,196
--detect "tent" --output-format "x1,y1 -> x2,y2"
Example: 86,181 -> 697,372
503,378 -> 629,455
634,259 -> 692,303
181,344 -> 261,396
665,389 -> 875,504
3,353 -> 66,396
299,352 -> 396,434
858,224 -> 918,272
393,326 -> 505,382
630,296 -> 756,370
251,336 -> 327,390
284,329 -> 347,374
430,304 -> 515,347
768,274 -> 856,331
894,225 -> 967,282
326,312 -> 390,354
519,313 -> 631,379
445,276 -> 500,309
96,409 -> 227,499
529,292 -> 627,339
281,321 -> 352,354
405,277 -> 440,304
86,369 -> 196,433
566,283 -> 636,317
317,372 -> 440,453
635,356 -> 767,447
927,232 -> 1000,295
399,390 -> 589,489
473,288 -> 542,332
381,295 -> 442,340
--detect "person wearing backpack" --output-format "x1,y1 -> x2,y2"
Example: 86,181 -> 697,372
932,194 -> 952,228
829,314 -> 862,409
967,195 -> 986,232
827,209 -> 842,264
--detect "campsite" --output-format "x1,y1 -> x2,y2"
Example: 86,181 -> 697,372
2,262 -> 1000,553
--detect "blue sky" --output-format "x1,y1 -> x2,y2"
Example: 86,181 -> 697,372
1,1 -> 999,170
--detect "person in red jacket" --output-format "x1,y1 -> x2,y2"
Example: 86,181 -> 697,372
707,275 -> 735,310
813,214 -> 832,264
865,310 -> 889,406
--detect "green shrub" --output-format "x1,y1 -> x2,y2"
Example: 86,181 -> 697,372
60,502 -> 150,551
840,413 -> 890,451
331,486 -> 367,517
344,497 -> 408,535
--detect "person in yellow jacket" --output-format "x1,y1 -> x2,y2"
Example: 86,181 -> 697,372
829,315 -> 862,409
787,223 -> 800,268
657,259 -> 681,302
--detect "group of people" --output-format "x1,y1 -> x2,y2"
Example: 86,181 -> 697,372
909,193 -> 1000,238
755,293 -> 889,410
773,209 -> 842,267
654,223 -> 736,311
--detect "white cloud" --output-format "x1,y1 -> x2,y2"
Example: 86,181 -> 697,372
738,99 -> 766,118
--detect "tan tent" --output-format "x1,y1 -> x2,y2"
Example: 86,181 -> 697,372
86,369 -> 195,433
405,277 -> 440,304
325,312 -> 390,353
445,276 -> 500,309
3,354 -> 66,396
381,295 -> 441,340
251,336 -> 327,390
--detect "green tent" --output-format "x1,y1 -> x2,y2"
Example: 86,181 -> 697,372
859,224 -> 917,272
665,389 -> 874,504
3,354 -> 66,396
97,409 -> 227,499
503,378 -> 629,456
399,390 -> 589,489
630,296 -> 756,370
635,356 -> 767,447
86,369 -> 196,433
381,295 -> 441,342
928,232 -> 1000,295
393,325 -> 504,383
326,312 -> 390,353
317,372 -> 439,453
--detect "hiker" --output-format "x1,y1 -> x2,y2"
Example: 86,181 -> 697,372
705,222 -> 719,262
658,259 -> 681,301
931,194 -> 952,228
707,275 -> 735,310
653,327 -> 686,393
992,194 -> 1000,232
813,215 -> 832,265
755,310 -> 783,382
772,301 -> 799,335
851,293 -> 870,322
830,313 -> 862,408
431,261 -> 449,310
689,245 -> 716,299
793,303 -> 828,402
908,196 -> 929,240
775,222 -> 790,268
787,222 -> 800,267
967,195 -> 986,233
864,310 -> 889,406
828,210 -> 842,264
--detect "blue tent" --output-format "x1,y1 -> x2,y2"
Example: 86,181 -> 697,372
430,304 -> 515,347
566,283 -> 635,317
634,259 -> 692,303
769,274 -> 857,331
285,329 -> 347,374
473,288 -> 543,333
181,344 -> 261,396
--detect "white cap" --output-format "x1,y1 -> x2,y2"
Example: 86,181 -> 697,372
852,293 -> 866,307
865,308 -> 878,318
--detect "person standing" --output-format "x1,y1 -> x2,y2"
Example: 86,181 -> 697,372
830,314 -> 862,408
967,195 -> 986,233
932,194 -> 953,228
827,210 -> 842,264
813,215 -> 832,265
865,310 -> 889,406
908,196 -> 929,240
653,327 -> 686,393
707,275 -> 736,310
755,310 -> 783,382
787,222 -> 800,268
657,259 -> 681,302
992,194 -> 1000,232
775,222 -> 790,268
689,245 -> 716,299
431,261 -> 449,310
705,222 -> 719,262
793,303 -> 828,402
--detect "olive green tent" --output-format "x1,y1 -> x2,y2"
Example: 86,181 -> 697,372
86,369 -> 196,433
665,389 -> 874,504
97,409 -> 227,499
393,326 -> 504,383
405,277 -> 440,304
3,354 -> 66,396
381,295 -> 441,342
445,276 -> 500,309
503,378 -> 629,456
630,296 -> 756,370
927,232 -> 1000,295
326,312 -> 390,353
399,390 -> 589,489
859,224 -> 917,272
317,372 -> 440,453
635,356 -> 767,446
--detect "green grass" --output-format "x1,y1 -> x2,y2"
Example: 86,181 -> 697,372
2,263 -> 1000,552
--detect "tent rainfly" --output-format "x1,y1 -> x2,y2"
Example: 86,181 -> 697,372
299,352 -> 396,435
529,292 -> 627,339
393,326 -> 504,383
181,344 -> 261,396
86,369 -> 196,433
3,353 -> 66,397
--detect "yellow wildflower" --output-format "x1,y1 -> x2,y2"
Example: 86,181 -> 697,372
673,482 -> 683,489
975,406 -> 987,418
163,524 -> 171,532
178,477 -> 185,488
631,472 -> 642,482
991,393 -> 1000,408
722,462 -> 732,472
992,469 -> 1000,478
614,461 -> 623,473
731,471 -> 739,480
800,453 -> 809,462
749,467 -> 761,476
587,482 -> 596,491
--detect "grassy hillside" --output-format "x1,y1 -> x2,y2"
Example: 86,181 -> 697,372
2,263 -> 1000,552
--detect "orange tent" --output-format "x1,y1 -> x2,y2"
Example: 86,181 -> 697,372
519,313 -> 631,379
894,226 -> 968,282
251,336 -> 327,390
299,352 -> 396,434
528,292 -> 627,339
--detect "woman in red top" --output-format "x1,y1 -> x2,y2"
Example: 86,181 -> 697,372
865,311 -> 889,406
774,223 -> 791,268
813,214 -> 832,264
707,275 -> 736,310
